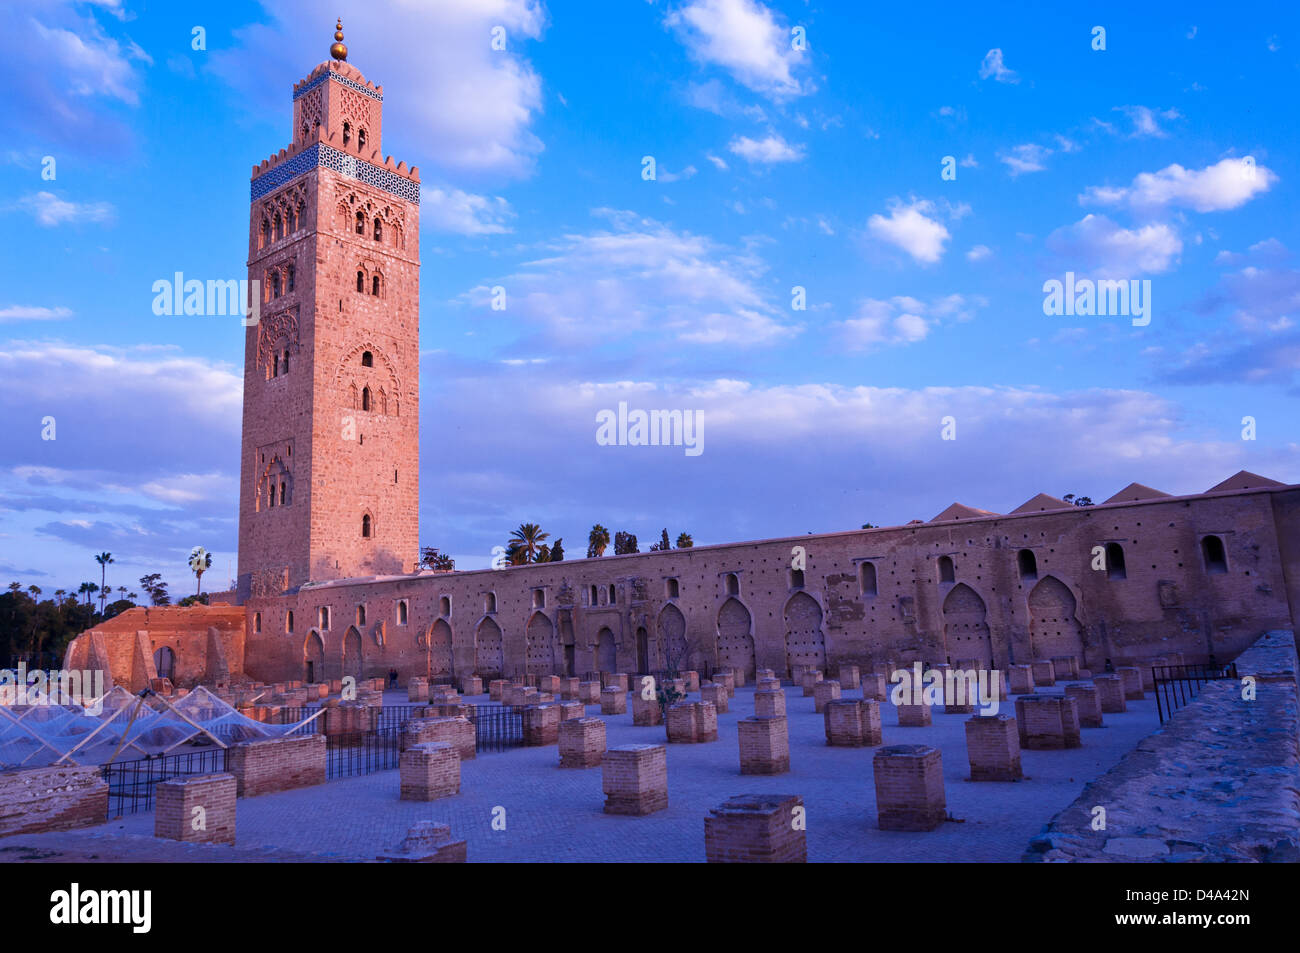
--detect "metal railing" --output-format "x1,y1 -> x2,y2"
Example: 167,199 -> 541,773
101,747 -> 230,816
326,727 -> 401,779
1152,661 -> 1238,723
467,704 -> 524,753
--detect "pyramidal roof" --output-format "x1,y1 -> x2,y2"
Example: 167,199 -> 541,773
930,502 -> 1000,522
1206,470 -> 1287,492
1103,482 -> 1172,504
1010,492 -> 1072,514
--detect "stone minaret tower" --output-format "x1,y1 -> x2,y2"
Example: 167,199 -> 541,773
237,21 -> 420,598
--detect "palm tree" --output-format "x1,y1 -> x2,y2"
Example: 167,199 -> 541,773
85,582 -> 99,609
27,585 -> 41,599
117,585 -> 128,604
94,552 -> 114,614
509,523 -> 549,563
189,547 -> 213,596
128,591 -> 139,602
675,532 -> 694,548
587,524 -> 610,558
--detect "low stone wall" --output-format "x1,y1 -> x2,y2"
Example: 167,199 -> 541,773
1024,629 -> 1299,863
0,765 -> 108,837
228,734 -> 326,797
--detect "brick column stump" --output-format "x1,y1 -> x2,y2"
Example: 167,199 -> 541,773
399,742 -> 461,800
376,821 -> 467,863
897,703 -> 932,727
836,665 -> 861,691
756,677 -> 782,693
813,679 -> 842,713
701,682 -> 729,713
1007,664 -> 1035,695
600,686 -> 628,715
229,734 -> 327,796
1031,659 -> 1056,687
407,677 -> 429,703
1065,683 -> 1104,728
559,701 -> 585,722
521,704 -> 561,746
682,670 -> 701,692
705,794 -> 806,863
460,675 -> 483,696
964,714 -> 1022,781
155,773 -> 236,845
1092,674 -> 1128,713
1116,666 -> 1145,700
754,689 -> 786,719
825,698 -> 883,746
631,692 -> 663,727
602,673 -> 629,692
861,672 -> 888,701
602,744 -> 668,815
539,675 -> 560,694
489,679 -> 506,702
401,716 -> 476,760
578,681 -> 600,704
1014,695 -> 1081,749
873,745 -> 946,832
1051,656 -> 1080,679
559,717 -> 607,768
801,670 -> 823,696
738,716 -> 790,774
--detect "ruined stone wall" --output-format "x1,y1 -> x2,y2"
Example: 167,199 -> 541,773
62,605 -> 245,690
0,765 -> 108,838
241,486 -> 1298,685
1024,629 -> 1299,862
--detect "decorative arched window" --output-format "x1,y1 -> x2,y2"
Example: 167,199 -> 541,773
608,584 -> 616,604
282,348 -> 290,373
1017,549 -> 1038,581
300,122 -> 308,141
355,211 -> 365,235
1105,542 -> 1127,580
356,270 -> 365,292
860,562 -> 877,597
938,555 -> 955,583
725,573 -> 739,596
254,612 -> 262,633
342,121 -> 351,146
362,387 -> 372,412
790,569 -> 805,589
273,213 -> 283,241
361,514 -> 372,538
261,220 -> 270,247
397,600 -> 408,625
371,275 -> 380,296
667,578 -> 679,599
286,610 -> 294,633
272,353 -> 280,378
279,483 -> 286,505
287,264 -> 295,292
439,596 -> 451,616
377,390 -> 388,415
1202,535 -> 1227,574
589,585 -> 598,605
373,217 -> 382,241
486,592 -> 496,613
358,128 -> 367,150
270,272 -> 281,297
357,604 -> 366,626
361,350 -> 373,367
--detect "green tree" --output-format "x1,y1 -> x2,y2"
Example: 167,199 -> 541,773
94,552 -> 114,615
419,547 -> 456,571
509,523 -> 549,562
614,531 -> 638,555
535,543 -> 551,563
650,528 -> 672,551
139,573 -> 170,607
675,532 -> 693,548
188,547 -> 213,596
549,538 -> 565,562
587,524 -> 610,558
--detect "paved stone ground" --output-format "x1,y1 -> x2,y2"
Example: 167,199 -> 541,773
6,682 -> 1159,862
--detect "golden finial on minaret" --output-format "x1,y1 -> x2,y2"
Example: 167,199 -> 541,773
330,18 -> 348,61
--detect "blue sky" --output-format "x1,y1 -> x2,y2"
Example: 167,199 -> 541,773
2,0 -> 1298,599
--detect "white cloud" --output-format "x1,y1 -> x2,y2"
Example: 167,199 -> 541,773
0,305 -> 73,322
999,143 -> 1051,176
837,293 -> 983,351
866,199 -> 951,264
214,0 -> 547,179
728,132 -> 806,164
15,191 -> 114,227
422,188 -> 514,235
978,48 -> 1018,83
1046,214 -> 1183,276
665,0 -> 810,100
28,16 -> 149,106
463,209 -> 800,347
1080,157 -> 1278,213
705,152 -> 729,171
966,244 -> 992,262
1115,105 -> 1181,138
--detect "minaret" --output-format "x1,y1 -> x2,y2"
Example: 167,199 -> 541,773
237,21 -> 421,599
